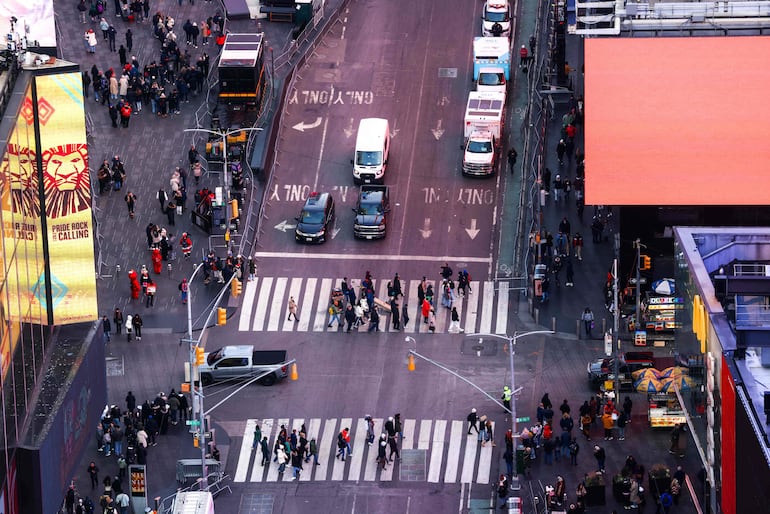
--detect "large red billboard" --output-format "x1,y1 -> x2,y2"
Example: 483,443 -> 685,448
584,37 -> 770,206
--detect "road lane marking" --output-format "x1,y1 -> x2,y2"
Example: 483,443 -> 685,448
238,278 -> 259,331
460,433 -> 479,484
428,420 -> 447,483
252,277 -> 273,331
250,419 -> 273,482
297,278 -> 316,332
268,277 -> 288,332
253,252 -> 492,263
347,418 -> 368,482
495,281 -> 509,335
444,420 -> 464,483
363,418 -> 384,481
479,281 -> 494,335
234,419 -> 256,482
476,421 -> 494,484
331,418 -> 353,480
315,418 -> 337,481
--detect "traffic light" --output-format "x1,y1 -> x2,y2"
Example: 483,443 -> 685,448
640,255 -> 651,271
193,433 -> 199,448
217,307 -> 227,325
290,363 -> 298,381
231,278 -> 242,298
407,354 -> 415,372
195,346 -> 205,366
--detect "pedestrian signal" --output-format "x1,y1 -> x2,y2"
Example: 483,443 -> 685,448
231,278 -> 242,298
640,255 -> 651,271
217,307 -> 227,325
195,346 -> 205,366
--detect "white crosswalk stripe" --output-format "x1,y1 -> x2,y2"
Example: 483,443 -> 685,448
238,277 -> 510,334
232,417 -> 496,484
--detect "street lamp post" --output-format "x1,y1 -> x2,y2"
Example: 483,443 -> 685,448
186,271 -> 238,488
467,331 -> 554,445
407,331 -> 553,477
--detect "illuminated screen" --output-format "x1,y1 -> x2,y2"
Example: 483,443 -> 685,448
35,72 -> 97,325
0,79 -> 45,335
0,0 -> 56,48
584,37 -> 770,206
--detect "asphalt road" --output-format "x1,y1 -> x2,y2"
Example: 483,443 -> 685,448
255,0 -> 499,283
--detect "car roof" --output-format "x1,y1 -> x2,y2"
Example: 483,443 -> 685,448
302,192 -> 332,210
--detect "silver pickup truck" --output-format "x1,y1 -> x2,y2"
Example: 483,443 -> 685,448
198,345 -> 289,386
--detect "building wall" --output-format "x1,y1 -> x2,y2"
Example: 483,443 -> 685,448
0,67 -> 103,513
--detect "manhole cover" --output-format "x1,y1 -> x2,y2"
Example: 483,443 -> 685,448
460,338 -> 499,357
438,68 -> 458,78
399,449 -> 426,481
105,357 -> 124,376
240,493 -> 274,514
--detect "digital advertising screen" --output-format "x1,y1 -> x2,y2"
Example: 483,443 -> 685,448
584,37 -> 770,206
0,70 -> 97,328
35,72 -> 97,325
0,79 -> 45,332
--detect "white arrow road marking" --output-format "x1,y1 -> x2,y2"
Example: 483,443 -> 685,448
465,219 -> 480,240
292,117 -> 323,132
274,220 -> 297,232
431,119 -> 445,140
343,117 -> 355,138
332,227 -> 341,239
419,218 -> 432,239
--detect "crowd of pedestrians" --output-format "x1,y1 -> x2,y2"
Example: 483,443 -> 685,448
250,412 -> 404,480
287,263 -> 474,334
81,0 -> 219,130
68,390 -> 191,513
501,391 -> 687,512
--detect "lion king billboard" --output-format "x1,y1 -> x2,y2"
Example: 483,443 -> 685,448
0,70 -> 97,326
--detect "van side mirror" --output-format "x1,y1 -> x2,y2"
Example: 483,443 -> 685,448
384,159 -> 388,165
350,158 -> 354,164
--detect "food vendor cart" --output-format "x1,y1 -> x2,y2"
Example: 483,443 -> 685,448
647,393 -> 686,429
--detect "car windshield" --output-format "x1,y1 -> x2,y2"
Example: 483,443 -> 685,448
207,348 -> 222,365
485,11 -> 509,22
356,151 -> 383,166
358,203 -> 383,215
480,74 -> 504,86
467,140 -> 493,153
300,209 -> 324,224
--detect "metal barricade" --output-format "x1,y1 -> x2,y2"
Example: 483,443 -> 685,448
176,459 -> 222,485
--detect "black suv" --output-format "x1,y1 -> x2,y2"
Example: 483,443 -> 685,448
295,192 -> 335,243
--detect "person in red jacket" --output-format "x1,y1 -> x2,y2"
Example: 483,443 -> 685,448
519,45 -> 529,67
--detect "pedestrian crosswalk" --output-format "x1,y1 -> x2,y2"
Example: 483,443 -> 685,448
232,417 -> 496,484
238,276 -> 512,334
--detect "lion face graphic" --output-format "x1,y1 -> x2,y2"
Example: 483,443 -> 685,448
42,144 -> 90,218
1,143 -> 40,217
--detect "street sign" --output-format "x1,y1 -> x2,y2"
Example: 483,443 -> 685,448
515,417 -> 530,423
629,278 -> 648,285
186,420 -> 201,426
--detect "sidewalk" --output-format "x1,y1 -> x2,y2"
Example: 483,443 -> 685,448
53,0 -> 298,505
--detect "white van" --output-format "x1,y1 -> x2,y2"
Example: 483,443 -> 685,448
172,491 -> 215,514
352,118 -> 390,184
